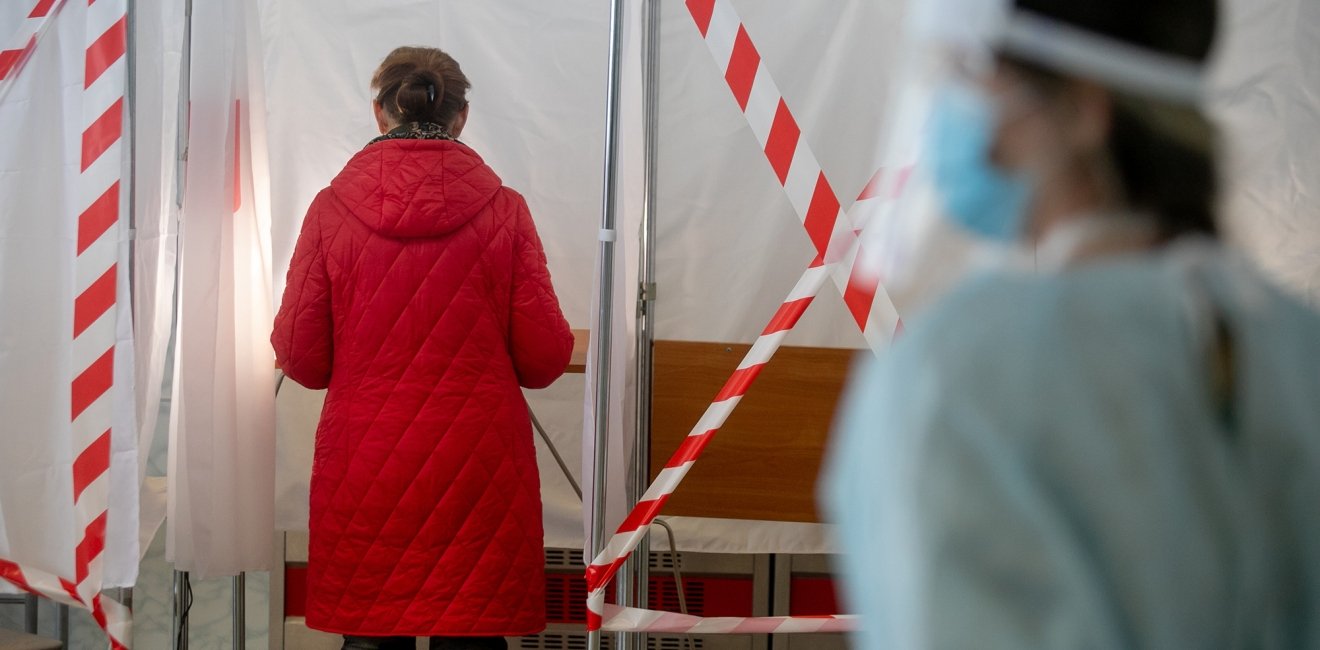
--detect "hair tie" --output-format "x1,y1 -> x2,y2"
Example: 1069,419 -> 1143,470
426,83 -> 436,104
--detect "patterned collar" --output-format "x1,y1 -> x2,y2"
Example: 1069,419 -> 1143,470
367,122 -> 457,147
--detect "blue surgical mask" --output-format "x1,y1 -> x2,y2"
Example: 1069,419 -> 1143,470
925,83 -> 1033,242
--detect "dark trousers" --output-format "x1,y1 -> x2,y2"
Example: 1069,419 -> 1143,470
342,636 -> 508,650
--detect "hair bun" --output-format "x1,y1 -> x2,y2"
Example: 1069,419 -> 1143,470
394,70 -> 444,123
371,47 -> 472,127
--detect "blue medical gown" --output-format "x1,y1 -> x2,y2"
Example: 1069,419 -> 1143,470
822,247 -> 1320,649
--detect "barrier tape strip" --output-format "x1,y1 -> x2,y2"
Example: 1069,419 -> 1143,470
0,1 -> 133,647
73,0 -> 132,641
600,604 -> 858,635
582,0 -> 926,635
685,0 -> 902,350
585,261 -> 842,633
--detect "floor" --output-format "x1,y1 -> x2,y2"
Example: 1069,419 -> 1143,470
0,527 -> 271,649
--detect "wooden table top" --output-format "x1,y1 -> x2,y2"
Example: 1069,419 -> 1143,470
566,328 -> 589,374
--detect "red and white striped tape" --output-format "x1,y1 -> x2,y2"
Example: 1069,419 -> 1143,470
584,0 -> 924,635
600,604 -> 857,635
71,0 -> 131,643
586,262 -> 842,631
0,0 -> 63,96
685,0 -> 901,349
0,1 -> 132,647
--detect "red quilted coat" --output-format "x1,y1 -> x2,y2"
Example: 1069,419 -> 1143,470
272,136 -> 573,637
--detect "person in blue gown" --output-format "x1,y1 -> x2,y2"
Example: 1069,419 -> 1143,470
821,0 -> 1320,647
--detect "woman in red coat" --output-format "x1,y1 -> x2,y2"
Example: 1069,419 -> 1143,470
272,46 -> 574,650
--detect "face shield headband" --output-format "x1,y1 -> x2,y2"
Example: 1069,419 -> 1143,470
996,9 -> 1207,105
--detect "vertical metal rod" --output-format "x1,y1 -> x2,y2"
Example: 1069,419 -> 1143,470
173,570 -> 190,650
233,572 -> 246,650
588,0 -> 629,647
58,604 -> 70,646
23,594 -> 38,634
769,555 -> 791,650
175,0 -> 193,211
622,0 -> 663,648
172,6 -> 192,649
125,0 -> 137,294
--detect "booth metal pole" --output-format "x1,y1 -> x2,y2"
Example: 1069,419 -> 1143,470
172,1 -> 193,646
233,573 -> 245,650
58,603 -> 69,646
620,0 -> 662,648
172,570 -> 190,650
174,0 -> 193,210
122,0 -> 142,644
588,0 -> 628,646
23,594 -> 37,634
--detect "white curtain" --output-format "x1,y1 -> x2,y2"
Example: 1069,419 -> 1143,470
167,0 -> 276,577
0,0 -> 86,589
1211,0 -> 1320,306
0,0 -> 138,589
652,0 -> 903,349
130,0 -> 187,557
0,5 -> 30,43
579,0 -> 645,559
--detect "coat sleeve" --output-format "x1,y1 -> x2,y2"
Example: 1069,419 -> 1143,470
507,195 -> 574,389
272,197 -> 334,389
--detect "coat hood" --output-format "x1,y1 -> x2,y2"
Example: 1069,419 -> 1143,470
329,139 -> 503,239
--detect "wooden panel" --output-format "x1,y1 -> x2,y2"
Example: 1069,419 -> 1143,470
650,340 -> 855,523
566,329 -> 589,374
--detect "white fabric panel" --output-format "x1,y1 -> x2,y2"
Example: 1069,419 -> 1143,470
0,1 -> 81,586
0,0 -> 138,588
652,0 -> 904,349
529,380 -> 594,551
581,0 -> 642,558
130,0 -> 186,557
261,0 -> 431,306
261,0 -> 613,322
167,0 -> 275,577
108,174 -> 140,589
1,4 -> 29,45
1211,0 -> 1320,307
643,0 -> 905,554
272,379 -> 316,531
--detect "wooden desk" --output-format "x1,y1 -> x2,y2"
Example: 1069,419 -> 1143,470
650,340 -> 855,523
566,329 -> 589,374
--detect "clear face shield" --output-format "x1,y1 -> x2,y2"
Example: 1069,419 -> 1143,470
855,0 -> 1209,312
